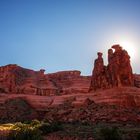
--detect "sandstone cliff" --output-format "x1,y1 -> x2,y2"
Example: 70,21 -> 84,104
47,71 -> 91,94
0,64 -> 56,95
0,65 -> 91,96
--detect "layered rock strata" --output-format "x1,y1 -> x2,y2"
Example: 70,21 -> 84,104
47,71 -> 91,94
0,65 -> 91,95
0,64 -> 56,95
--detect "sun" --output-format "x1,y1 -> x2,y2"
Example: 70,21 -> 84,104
119,40 -> 137,61
103,34 -> 139,73
108,37 -> 138,62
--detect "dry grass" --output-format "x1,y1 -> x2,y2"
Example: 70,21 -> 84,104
0,123 -> 14,131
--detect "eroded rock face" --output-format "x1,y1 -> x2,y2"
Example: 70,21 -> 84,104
0,45 -> 137,95
89,52 -> 109,91
134,74 -> 140,88
0,64 -> 57,95
0,65 -> 91,95
89,45 -> 134,91
47,71 -> 91,94
1,87 -> 140,123
44,95 -> 140,123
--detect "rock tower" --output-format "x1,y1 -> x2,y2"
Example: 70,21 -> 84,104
89,45 -> 134,91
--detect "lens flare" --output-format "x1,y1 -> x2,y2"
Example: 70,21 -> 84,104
119,40 -> 137,62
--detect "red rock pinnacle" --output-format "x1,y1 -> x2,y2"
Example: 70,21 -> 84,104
89,45 -> 134,91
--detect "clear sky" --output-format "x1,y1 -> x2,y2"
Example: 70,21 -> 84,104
0,0 -> 140,75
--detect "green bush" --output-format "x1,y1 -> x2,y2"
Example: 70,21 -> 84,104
100,127 -> 122,140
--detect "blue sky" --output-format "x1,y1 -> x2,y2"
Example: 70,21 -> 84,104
0,0 -> 140,75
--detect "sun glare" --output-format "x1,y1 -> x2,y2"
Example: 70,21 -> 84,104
107,36 -> 138,62
119,40 -> 137,61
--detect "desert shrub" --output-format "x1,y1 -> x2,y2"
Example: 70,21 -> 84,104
100,127 -> 122,140
7,121 -> 63,139
30,119 -> 41,127
7,122 -> 42,140
38,121 -> 63,135
12,122 -> 27,130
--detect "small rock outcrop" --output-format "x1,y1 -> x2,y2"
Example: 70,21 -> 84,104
89,45 -> 134,91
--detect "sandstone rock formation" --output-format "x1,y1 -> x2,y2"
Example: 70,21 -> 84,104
0,65 -> 91,96
0,45 -> 137,95
0,45 -> 140,125
44,93 -> 140,123
1,86 -> 140,123
47,71 -> 91,94
89,45 -> 134,91
0,64 -> 56,95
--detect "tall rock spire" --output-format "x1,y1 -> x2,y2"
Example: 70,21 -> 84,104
89,45 -> 134,91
